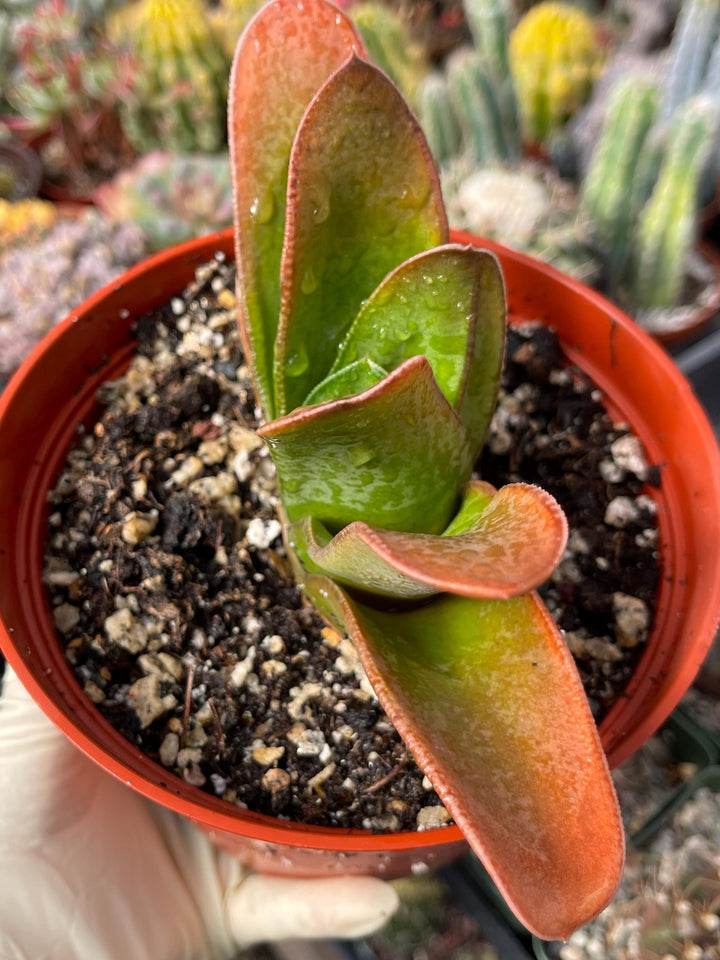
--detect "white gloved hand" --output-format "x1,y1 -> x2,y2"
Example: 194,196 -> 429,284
0,667 -> 398,960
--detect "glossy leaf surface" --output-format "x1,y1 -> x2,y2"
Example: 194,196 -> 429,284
291,481 -> 567,599
311,577 -> 624,941
304,357 -> 388,406
228,0 -> 366,417
259,356 -> 472,535
330,245 -> 506,451
275,54 -> 448,414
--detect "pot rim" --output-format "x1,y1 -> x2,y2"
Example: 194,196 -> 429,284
1,226 -> 719,853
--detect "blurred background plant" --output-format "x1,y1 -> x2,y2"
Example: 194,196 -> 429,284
574,0 -> 720,332
414,0 -> 603,282
107,0 -> 231,153
2,0 -> 137,196
93,150 -> 233,249
0,209 -> 147,380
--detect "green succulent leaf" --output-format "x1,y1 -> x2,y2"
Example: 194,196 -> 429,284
275,53 -> 448,415
304,357 -> 389,406
228,0 -> 367,418
307,575 -> 624,942
290,480 -> 567,599
327,245 -> 506,450
259,356 -> 473,535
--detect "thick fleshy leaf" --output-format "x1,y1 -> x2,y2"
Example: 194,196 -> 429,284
290,481 -> 567,599
228,0 -> 366,417
304,357 -> 388,406
330,245 -> 506,452
307,576 -> 624,941
259,356 -> 473,535
275,55 -> 448,415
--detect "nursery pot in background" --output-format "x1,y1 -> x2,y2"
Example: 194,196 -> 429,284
1,228 -> 719,878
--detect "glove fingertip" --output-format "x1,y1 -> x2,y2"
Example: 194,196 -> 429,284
227,873 -> 399,946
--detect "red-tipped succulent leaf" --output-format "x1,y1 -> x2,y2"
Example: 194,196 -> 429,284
228,0 -> 367,417
290,481 -> 568,599
259,356 -> 473,535
308,576 -> 625,942
275,54 -> 448,414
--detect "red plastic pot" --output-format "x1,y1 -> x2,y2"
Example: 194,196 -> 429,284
1,228 -> 720,877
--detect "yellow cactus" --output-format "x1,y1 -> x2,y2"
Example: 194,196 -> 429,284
509,1 -> 604,144
0,199 -> 57,251
107,0 -> 229,152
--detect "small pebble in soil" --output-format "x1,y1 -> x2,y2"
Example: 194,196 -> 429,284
43,258 -> 661,832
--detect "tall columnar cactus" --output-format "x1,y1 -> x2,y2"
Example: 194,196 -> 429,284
509,1 -> 605,144
579,77 -> 658,292
660,0 -> 720,123
415,71 -> 462,165
350,2 -> 428,107
447,48 -> 520,164
463,0 -> 515,83
109,0 -> 230,153
462,0 -> 521,153
633,96 -> 720,309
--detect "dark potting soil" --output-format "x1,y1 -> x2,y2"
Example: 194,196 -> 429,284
43,253 -> 660,833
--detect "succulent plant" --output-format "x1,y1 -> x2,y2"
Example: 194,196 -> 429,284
228,0 -> 624,940
463,0 -> 515,82
446,47 -> 521,164
579,76 -> 659,293
108,0 -> 230,153
659,0 -> 720,124
632,95 -> 720,310
509,1 -> 605,144
579,53 -> 720,314
658,0 -> 720,203
350,2 -> 428,106
415,70 -> 462,165
207,0 -> 264,61
93,151 -> 233,251
415,0 -> 523,168
5,0 -> 136,178
0,197 -> 57,251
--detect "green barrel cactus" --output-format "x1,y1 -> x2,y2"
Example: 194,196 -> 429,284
109,0 -> 230,153
509,1 -> 605,144
633,96 -> 720,310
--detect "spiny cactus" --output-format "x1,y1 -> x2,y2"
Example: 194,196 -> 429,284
579,77 -> 658,292
509,1 -> 605,144
109,0 -> 230,153
350,2 -> 428,107
446,48 -> 520,164
463,0 -> 515,83
633,96 -> 720,310
415,71 -> 462,165
462,0 -> 521,151
660,0 -> 720,123
94,151 -> 233,251
0,198 -> 57,252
